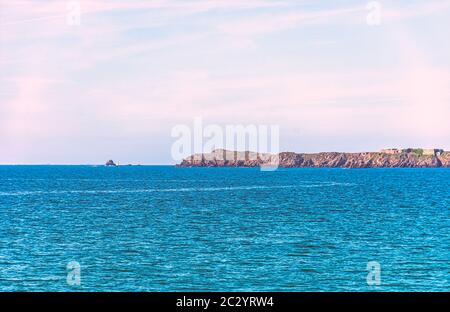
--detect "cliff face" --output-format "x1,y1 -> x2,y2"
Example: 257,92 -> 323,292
178,149 -> 450,168
439,152 -> 450,167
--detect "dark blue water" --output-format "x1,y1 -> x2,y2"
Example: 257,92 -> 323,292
0,166 -> 448,291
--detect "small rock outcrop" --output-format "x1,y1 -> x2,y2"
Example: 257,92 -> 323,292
105,160 -> 117,166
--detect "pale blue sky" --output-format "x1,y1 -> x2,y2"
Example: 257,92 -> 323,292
1,0 -> 450,164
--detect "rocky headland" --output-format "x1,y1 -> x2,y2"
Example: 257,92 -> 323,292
178,148 -> 450,168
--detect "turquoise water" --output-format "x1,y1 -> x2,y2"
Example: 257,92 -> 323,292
0,166 -> 448,291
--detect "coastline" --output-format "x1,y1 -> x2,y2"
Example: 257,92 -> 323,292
179,148 -> 450,168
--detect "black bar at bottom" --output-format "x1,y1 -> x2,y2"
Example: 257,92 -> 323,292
0,292 -> 448,310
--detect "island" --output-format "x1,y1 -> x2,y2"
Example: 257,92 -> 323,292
178,148 -> 450,168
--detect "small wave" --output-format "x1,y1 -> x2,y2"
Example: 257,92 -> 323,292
0,178 -> 203,182
0,276 -> 61,282
0,185 -> 293,196
0,182 -> 356,196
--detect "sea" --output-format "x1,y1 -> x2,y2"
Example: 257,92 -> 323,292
0,166 -> 448,291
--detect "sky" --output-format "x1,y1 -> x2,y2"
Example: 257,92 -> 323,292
1,0 -> 450,164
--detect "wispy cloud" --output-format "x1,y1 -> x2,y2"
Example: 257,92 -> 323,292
217,6 -> 363,36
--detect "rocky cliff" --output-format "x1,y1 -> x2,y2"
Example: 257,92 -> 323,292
178,149 -> 450,168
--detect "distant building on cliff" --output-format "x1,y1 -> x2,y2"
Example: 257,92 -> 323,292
421,148 -> 443,156
380,148 -> 443,156
380,148 -> 401,155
